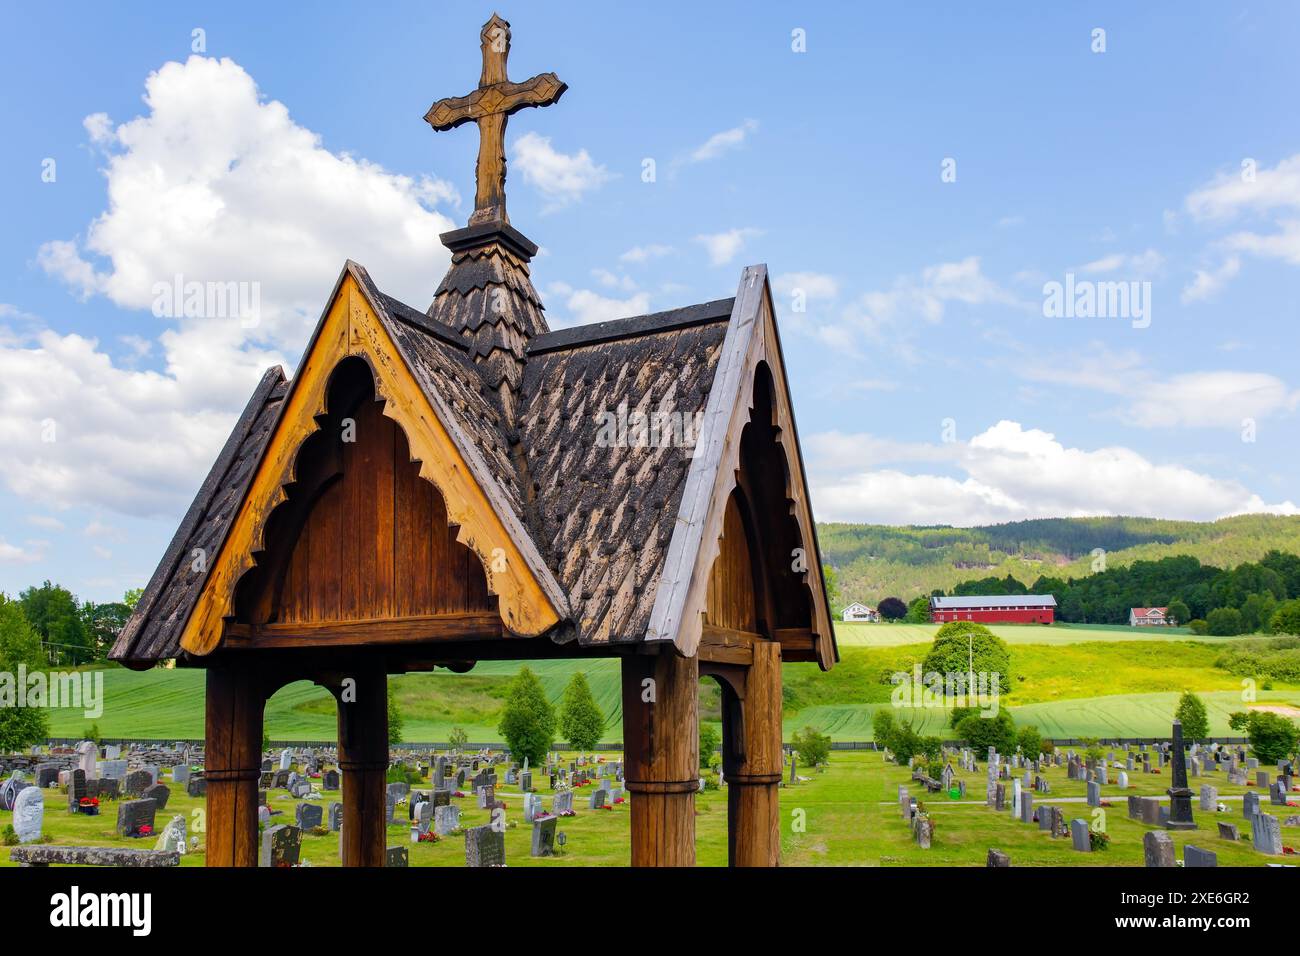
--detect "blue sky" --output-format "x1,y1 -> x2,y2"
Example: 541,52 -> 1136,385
1,1 -> 1298,602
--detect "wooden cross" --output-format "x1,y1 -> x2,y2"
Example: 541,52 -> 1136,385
424,14 -> 567,226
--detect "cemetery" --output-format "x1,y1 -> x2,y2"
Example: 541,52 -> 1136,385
3,721 -> 1300,867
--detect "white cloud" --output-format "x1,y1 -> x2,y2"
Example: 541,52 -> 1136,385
1181,255 -> 1241,303
807,420 -> 1298,525
1080,248 -> 1164,276
620,244 -> 674,264
26,515 -> 65,531
91,545 -> 113,560
83,520 -> 123,540
773,271 -> 839,301
544,282 -> 651,328
687,119 -> 758,163
591,269 -> 637,292
1012,343 -> 1299,429
0,539 -> 44,565
10,54 -> 462,518
693,228 -> 762,267
511,131 -> 612,210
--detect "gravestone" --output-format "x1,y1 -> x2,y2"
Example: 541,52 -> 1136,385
552,790 -> 574,815
1140,796 -> 1162,825
260,824 -> 301,867
1217,821 -> 1239,841
519,770 -> 532,792
99,759 -> 128,780
171,765 -> 191,785
322,769 -> 340,791
1257,770 -> 1270,788
116,798 -> 157,838
1199,785 -> 1217,812
12,786 -> 44,843
35,763 -> 60,788
295,803 -> 323,830
589,788 -> 609,809
1183,845 -> 1217,867
142,783 -> 170,811
1070,819 -> 1091,852
1244,791 -> 1260,819
328,802 -> 343,831
1117,771 -> 1128,789
1270,781 -> 1287,806
1252,813 -> 1283,855
1019,793 -> 1033,824
994,783 -> 1005,811
1143,831 -> 1175,867
477,784 -> 497,810
1127,794 -> 1141,820
434,803 -> 460,835
1038,806 -> 1053,831
66,768 -> 87,813
1165,719 -> 1195,830
187,776 -> 207,798
465,824 -> 506,867
531,815 -> 557,856
153,814 -> 187,854
1086,781 -> 1101,808
386,845 -> 409,867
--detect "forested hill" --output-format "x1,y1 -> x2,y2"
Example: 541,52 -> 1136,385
818,514 -> 1300,608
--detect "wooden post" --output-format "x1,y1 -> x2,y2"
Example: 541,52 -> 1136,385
725,641 -> 783,866
205,664 -> 264,867
621,650 -> 699,866
336,668 -> 389,867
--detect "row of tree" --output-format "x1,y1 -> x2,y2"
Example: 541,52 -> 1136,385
6,581 -> 139,665
928,551 -> 1300,634
495,668 -> 607,765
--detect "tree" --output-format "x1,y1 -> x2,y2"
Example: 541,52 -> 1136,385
123,588 -> 144,610
1016,724 -> 1042,758
0,595 -> 49,751
872,708 -> 897,745
699,722 -> 720,772
955,710 -> 1017,754
1270,599 -> 1300,636
18,581 -> 90,664
1175,691 -> 1209,741
558,671 -> 604,750
497,666 -> 556,767
878,596 -> 907,621
821,563 -> 842,614
922,621 -> 1015,693
905,596 -> 930,623
1166,599 -> 1189,627
1228,711 -> 1299,764
387,685 -> 403,744
447,726 -> 469,751
792,726 -> 832,768
80,601 -> 130,659
1206,607 -> 1244,636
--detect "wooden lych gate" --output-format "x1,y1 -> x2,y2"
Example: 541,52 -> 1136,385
111,15 -> 836,867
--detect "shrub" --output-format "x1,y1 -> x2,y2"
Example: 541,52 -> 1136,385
1016,725 -> 1042,758
1187,619 -> 1209,635
1166,599 -> 1189,627
1228,711 -> 1299,764
878,597 -> 908,620
496,666 -> 556,767
923,622 -> 1014,693
1,825 -> 17,847
872,708 -> 898,744
792,726 -> 832,768
955,711 -> 1017,754
387,686 -> 403,745
447,726 -> 469,751
558,672 -> 605,751
699,722 -> 720,772
1271,599 -> 1300,636
1206,607 -> 1244,636
1174,691 -> 1209,741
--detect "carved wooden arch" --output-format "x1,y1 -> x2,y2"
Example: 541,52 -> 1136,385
655,268 -> 833,666
179,272 -> 562,656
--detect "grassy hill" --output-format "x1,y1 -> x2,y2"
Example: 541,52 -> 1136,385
818,513 -> 1300,606
46,622 -> 1300,743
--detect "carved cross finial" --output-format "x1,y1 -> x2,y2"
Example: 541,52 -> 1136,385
424,14 -> 567,226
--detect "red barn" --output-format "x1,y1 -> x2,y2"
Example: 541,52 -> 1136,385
930,594 -> 1056,625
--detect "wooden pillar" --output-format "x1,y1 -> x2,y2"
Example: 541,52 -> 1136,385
336,668 -> 388,867
621,650 -> 699,866
205,664 -> 264,867
725,641 -> 783,866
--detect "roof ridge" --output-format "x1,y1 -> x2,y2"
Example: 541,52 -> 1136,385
529,297 -> 735,355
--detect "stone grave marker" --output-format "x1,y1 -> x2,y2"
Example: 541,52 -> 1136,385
1252,813 -> 1283,855
13,786 -> 44,843
260,824 -> 301,867
1070,819 -> 1091,852
531,815 -> 557,856
465,824 -> 505,867
116,798 -> 157,838
1183,845 -> 1217,867
1143,831 -> 1175,867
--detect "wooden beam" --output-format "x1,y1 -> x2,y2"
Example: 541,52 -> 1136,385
699,623 -> 759,665
223,612 -> 503,648
774,627 -> 816,650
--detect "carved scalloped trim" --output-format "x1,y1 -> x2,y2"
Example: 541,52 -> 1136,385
178,275 -> 560,656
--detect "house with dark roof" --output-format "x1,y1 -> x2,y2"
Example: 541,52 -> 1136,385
110,15 -> 834,868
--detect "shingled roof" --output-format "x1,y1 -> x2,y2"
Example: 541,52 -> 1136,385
111,224 -> 834,667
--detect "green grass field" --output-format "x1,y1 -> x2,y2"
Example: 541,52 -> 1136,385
42,622 -> 1300,743
5,749 -> 1295,867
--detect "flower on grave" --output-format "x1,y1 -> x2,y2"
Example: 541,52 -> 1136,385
138,824 -> 153,836
613,797 -> 625,804
1285,847 -> 1296,855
